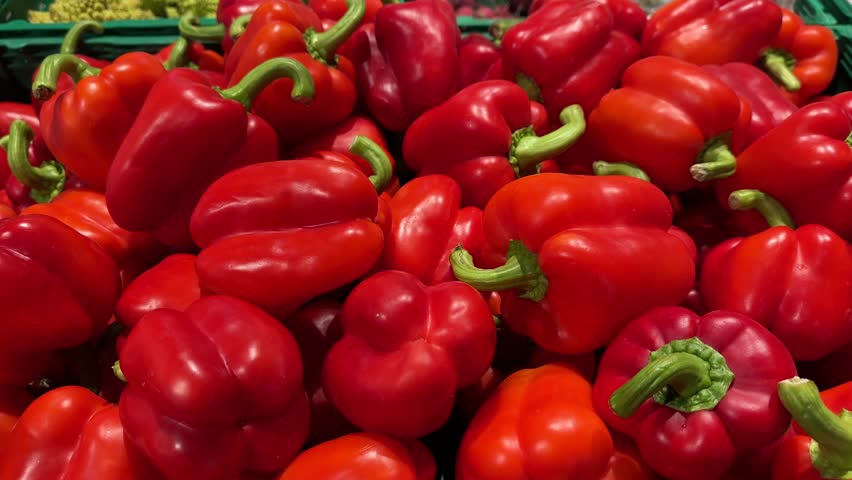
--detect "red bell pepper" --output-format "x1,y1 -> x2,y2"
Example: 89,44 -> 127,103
0,102 -> 39,137
190,136 -> 391,318
642,0 -> 782,65
1,120 -> 65,209
457,363 -> 614,479
772,378 -> 852,480
115,254 -> 201,330
348,0 -> 461,132
449,174 -> 696,354
156,34 -> 226,75
456,367 -> 505,421
594,306 -> 797,480
703,63 -> 798,149
225,0 -> 363,147
276,432 -> 436,480
700,190 -> 852,361
458,33 -> 501,88
527,0 -> 647,39
0,386 -> 161,480
33,52 -> 167,191
602,432 -> 660,480
118,295 -> 309,480
763,8 -> 838,104
0,215 -> 120,385
582,56 -> 747,191
215,0 -> 271,53
499,0 -> 641,121
106,58 -> 312,250
378,175 -> 487,285
322,270 -> 496,438
402,80 -> 585,209
310,0 -> 382,23
714,92 -> 852,243
0,387 -> 33,452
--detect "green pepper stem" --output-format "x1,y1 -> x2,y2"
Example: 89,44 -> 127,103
778,377 -> 852,479
762,49 -> 801,92
511,104 -> 585,174
489,18 -> 522,41
112,361 -> 127,383
349,136 -> 393,192
230,14 -> 252,39
6,120 -> 65,203
305,0 -> 366,64
728,189 -> 796,229
450,240 -> 549,301
60,20 -> 104,54
178,14 -> 226,42
0,135 -> 7,150
515,72 -> 542,103
163,37 -> 193,70
593,161 -> 651,181
32,53 -> 101,100
218,58 -> 315,110
690,138 -> 737,182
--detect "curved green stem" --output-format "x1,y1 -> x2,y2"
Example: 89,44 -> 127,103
112,361 -> 127,383
728,189 -> 796,229
762,49 -> 801,92
32,53 -> 101,100
690,136 -> 737,182
511,104 -> 585,175
778,377 -> 852,479
593,161 -> 650,181
178,14 -> 225,42
305,0 -> 366,65
229,14 -> 252,39
7,120 -> 65,203
610,337 -> 735,417
489,18 -> 522,42
60,20 -> 104,54
163,36 -> 193,70
450,240 -> 549,301
349,135 -> 393,192
218,57 -> 315,110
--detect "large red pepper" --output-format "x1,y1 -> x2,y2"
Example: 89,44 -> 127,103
499,0 -> 641,120
118,295 -> 309,480
700,190 -> 852,361
642,0 -> 782,65
458,34 -> 502,88
713,92 -> 852,243
106,58 -> 312,250
225,0 -> 363,147
457,364 -> 614,479
0,215 -> 120,385
0,386 -> 161,480
772,378 -> 852,480
322,270 -> 496,438
114,254 -> 201,330
594,307 -> 797,480
528,0 -> 646,38
347,0 -> 461,132
582,56 -> 747,192
449,174 -> 695,354
402,80 -> 585,209
0,387 -> 33,452
276,432 -> 436,480
190,136 -> 391,319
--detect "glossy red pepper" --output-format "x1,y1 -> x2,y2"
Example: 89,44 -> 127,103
310,0 -> 382,23
118,295 -> 309,480
527,0 -> 647,39
114,254 -> 202,330
348,0 -> 461,132
450,174 -> 695,354
225,0 -> 363,147
106,59 -> 311,250
772,378 -> 852,480
276,432 -> 436,480
403,80 -> 584,209
458,33 -> 501,88
602,431 -> 660,480
190,136 -> 391,319
0,387 -> 33,452
322,270 -> 496,438
0,386 -> 161,480
0,102 -> 39,137
499,0 -> 640,121
594,307 -> 797,480
0,215 -> 120,385
642,0 -> 782,65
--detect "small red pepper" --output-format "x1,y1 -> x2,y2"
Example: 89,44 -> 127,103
106,58 -> 312,250
0,387 -> 33,453
458,33 -> 501,88
0,102 -> 39,137
276,432 -> 437,480
594,307 -> 797,480
0,120 -> 65,210
322,270 -> 496,438
310,0 -> 382,24
527,0 -> 647,39
402,80 -> 585,209
118,295 -> 309,480
772,378 -> 852,480
156,34 -> 226,75
642,0 -> 782,65
114,254 -> 202,330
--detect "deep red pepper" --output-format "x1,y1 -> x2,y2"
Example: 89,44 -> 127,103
642,0 -> 782,65
450,174 -> 696,354
190,136 -> 391,319
458,34 -> 502,88
156,35 -> 226,75
106,59 -> 312,250
499,0 -> 641,121
322,269 -> 496,438
402,80 -> 584,209
0,387 -> 33,452
310,0 -> 382,23
0,102 -> 39,137
347,0 -> 461,132
114,254 -> 201,330
527,0 -> 647,39
0,120 -> 59,209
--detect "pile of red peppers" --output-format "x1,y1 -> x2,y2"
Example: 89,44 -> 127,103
0,0 -> 851,477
